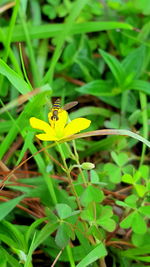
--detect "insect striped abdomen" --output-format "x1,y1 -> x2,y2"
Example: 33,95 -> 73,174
51,99 -> 61,121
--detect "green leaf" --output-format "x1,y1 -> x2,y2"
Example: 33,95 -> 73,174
0,247 -> 7,267
122,174 -> 134,184
33,222 -> 58,251
122,46 -> 145,80
135,256 -> 150,262
81,203 -> 95,222
138,21 -> 150,41
128,109 -> 141,125
121,246 -> 150,264
132,232 -> 150,247
0,234 -> 17,250
76,242 -> 107,267
96,206 -> 116,232
0,195 -> 24,221
90,170 -> 99,184
116,200 -> 130,208
43,5 -> 56,19
100,206 -> 114,219
24,232 -> 36,267
0,247 -> 20,267
100,49 -> 125,86
104,163 -> 121,183
76,80 -> 115,96
125,195 -> 138,208
132,212 -> 147,234
134,0 -> 150,15
70,106 -> 113,120
111,152 -> 128,167
134,184 -> 147,197
139,165 -> 149,180
105,114 -> 121,129
4,21 -> 133,42
55,223 -> 72,248
0,220 -> 26,251
80,186 -> 104,206
43,0 -> 90,83
25,217 -> 47,244
139,206 -> 150,217
120,212 -> 135,229
133,171 -> 141,182
56,204 -> 72,219
0,248 -> 8,267
97,218 -> 116,232
122,245 -> 150,258
88,225 -> 103,241
0,59 -> 31,94
130,80 -> 150,95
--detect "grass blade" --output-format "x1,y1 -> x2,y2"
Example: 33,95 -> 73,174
4,21 -> 133,42
64,129 -> 150,148
76,242 -> 107,267
0,195 -> 25,221
0,59 -> 31,94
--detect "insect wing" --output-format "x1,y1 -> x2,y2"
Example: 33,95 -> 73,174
63,101 -> 78,111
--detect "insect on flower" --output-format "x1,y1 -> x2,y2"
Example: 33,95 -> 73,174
51,98 -> 78,121
30,98 -> 91,141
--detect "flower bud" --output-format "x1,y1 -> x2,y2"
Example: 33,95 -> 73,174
81,162 -> 95,170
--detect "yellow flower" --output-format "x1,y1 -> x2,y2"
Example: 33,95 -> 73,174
29,109 -> 91,141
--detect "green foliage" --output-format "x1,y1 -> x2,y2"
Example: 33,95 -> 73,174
81,203 -> 116,232
0,195 -> 25,221
0,0 -> 150,266
76,242 -> 107,267
80,186 -> 104,206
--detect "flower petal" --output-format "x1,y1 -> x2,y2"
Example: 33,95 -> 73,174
30,117 -> 56,140
30,117 -> 50,131
64,118 -> 91,137
35,133 -> 58,141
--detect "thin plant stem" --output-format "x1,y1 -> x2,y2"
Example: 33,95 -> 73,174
44,173 -> 57,205
19,7 -> 40,87
72,139 -> 87,186
139,92 -> 148,166
56,142 -> 82,211
100,257 -> 107,267
66,245 -> 76,267
49,142 -> 77,267
19,43 -> 33,90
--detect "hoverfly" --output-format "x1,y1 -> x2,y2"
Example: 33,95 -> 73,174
51,98 -> 78,121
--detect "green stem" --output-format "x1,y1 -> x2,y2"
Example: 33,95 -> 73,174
44,173 -> 57,205
19,44 -> 33,89
19,7 -> 40,87
139,92 -> 148,166
66,245 -> 76,267
72,140 -> 87,186
56,142 -> 82,210
50,142 -> 76,266
100,257 -> 107,267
